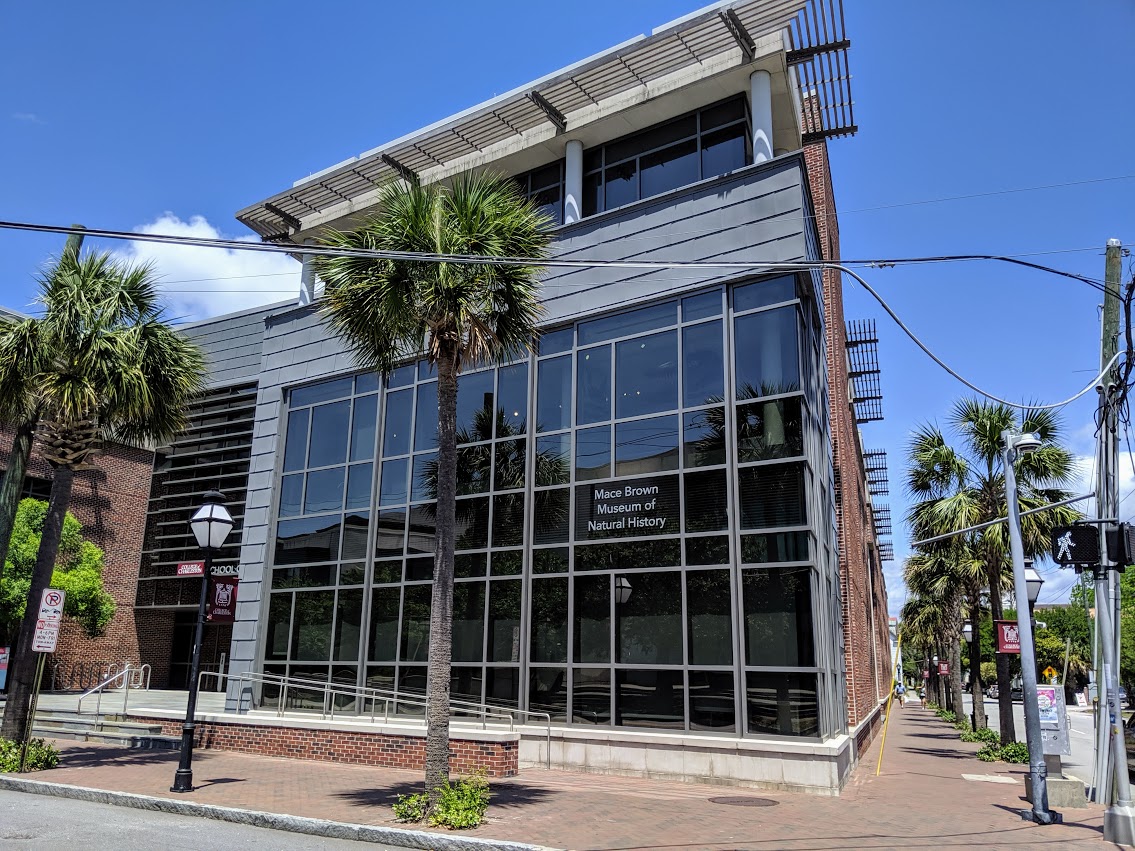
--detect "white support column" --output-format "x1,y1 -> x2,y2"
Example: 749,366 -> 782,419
750,70 -> 774,163
564,139 -> 583,224
298,240 -> 316,306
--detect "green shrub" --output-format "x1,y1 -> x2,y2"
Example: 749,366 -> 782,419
998,742 -> 1030,763
0,737 -> 60,772
954,720 -> 971,731
960,726 -> 1000,745
431,771 -> 491,830
392,792 -> 428,823
935,710 -> 957,724
976,744 -> 1000,762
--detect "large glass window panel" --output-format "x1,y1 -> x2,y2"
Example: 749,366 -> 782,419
640,139 -> 699,198
682,321 -> 724,407
533,489 -> 570,544
682,291 -> 721,322
535,434 -> 571,486
488,580 -> 522,663
745,672 -> 819,737
486,668 -> 520,708
333,589 -> 363,662
491,550 -> 523,577
456,443 -> 492,495
529,668 -> 567,722
411,452 -> 437,502
575,475 -> 679,541
700,98 -> 746,131
536,356 -> 571,432
452,667 -> 484,708
538,327 -> 573,356
573,575 -> 610,664
493,439 -> 527,491
604,160 -> 637,209
734,306 -> 800,398
582,172 -> 602,216
607,113 -> 696,164
454,553 -> 487,580
530,577 -> 568,663
279,473 -> 303,517
686,535 -> 730,566
304,467 -> 344,514
742,567 -> 815,666
615,331 -> 677,418
689,671 -> 736,732
405,556 -> 433,581
340,512 -> 369,561
453,582 -> 486,663
408,504 -> 438,555
272,565 -> 334,589
265,594 -> 291,660
683,469 -> 728,532
578,302 -> 676,346
373,509 -> 406,558
283,409 -> 310,472
616,571 -> 682,665
339,562 -> 365,585
734,275 -> 797,313
457,370 -> 495,441
379,458 -> 409,506
356,372 -> 380,394
615,415 -> 679,476
534,546 -> 570,573
349,394 -> 378,461
616,670 -> 684,730
414,382 -> 438,450
345,463 -> 372,510
575,425 -> 611,481
736,396 -> 804,462
491,494 -> 524,548
740,531 -> 809,564
455,497 -> 489,550
387,364 -> 415,388
291,590 -> 335,661
275,516 -> 340,566
382,389 -> 413,457
573,668 -> 611,724
496,363 -> 528,436
700,123 -> 748,178
738,462 -> 807,529
291,377 -> 353,408
682,408 -> 726,467
686,570 -> 732,665
308,401 -> 351,468
368,587 -> 400,662
576,346 -> 611,425
400,584 -> 432,662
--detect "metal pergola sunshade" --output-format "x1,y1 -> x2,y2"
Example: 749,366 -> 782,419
237,0 -> 855,240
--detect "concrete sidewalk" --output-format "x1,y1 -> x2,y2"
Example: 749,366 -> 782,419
6,704 -> 1119,850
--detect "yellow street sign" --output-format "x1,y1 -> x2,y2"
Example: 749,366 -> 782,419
1043,666 -> 1058,681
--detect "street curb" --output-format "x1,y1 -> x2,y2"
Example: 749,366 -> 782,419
0,774 -> 559,851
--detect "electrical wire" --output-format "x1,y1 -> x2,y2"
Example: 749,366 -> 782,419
0,218 -> 1119,411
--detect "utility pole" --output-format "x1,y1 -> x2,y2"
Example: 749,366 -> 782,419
1096,238 -> 1135,844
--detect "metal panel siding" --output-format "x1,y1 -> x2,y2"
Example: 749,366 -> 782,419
181,305 -> 277,389
540,157 -> 810,324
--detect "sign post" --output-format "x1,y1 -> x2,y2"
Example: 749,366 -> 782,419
20,588 -> 64,772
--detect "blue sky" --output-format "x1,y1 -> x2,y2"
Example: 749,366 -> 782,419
2,2 -> 1133,611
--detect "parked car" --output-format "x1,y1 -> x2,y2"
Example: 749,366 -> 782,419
985,685 -> 999,700
1010,686 -> 1024,702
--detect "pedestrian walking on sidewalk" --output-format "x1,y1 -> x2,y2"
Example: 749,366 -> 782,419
894,682 -> 905,708
918,686 -> 926,708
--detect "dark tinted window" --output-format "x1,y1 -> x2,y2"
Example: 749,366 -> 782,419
738,462 -> 807,529
349,394 -> 378,461
283,409 -> 309,472
734,306 -> 800,398
496,363 -> 528,436
382,389 -> 413,457
687,570 -> 732,665
742,567 -> 814,667
615,415 -> 678,476
414,382 -> 438,451
615,331 -> 677,418
536,356 -> 571,432
577,346 -> 611,424
746,672 -> 818,737
578,302 -> 676,345
290,377 -> 353,408
682,321 -> 724,407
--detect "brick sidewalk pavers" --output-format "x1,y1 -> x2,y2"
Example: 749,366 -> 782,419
21,705 -> 1119,850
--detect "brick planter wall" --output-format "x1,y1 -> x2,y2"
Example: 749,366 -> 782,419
130,715 -> 518,777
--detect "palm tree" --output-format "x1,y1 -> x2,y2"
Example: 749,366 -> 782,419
906,400 -> 1079,744
315,172 -> 551,800
0,232 -> 84,579
0,251 -> 205,742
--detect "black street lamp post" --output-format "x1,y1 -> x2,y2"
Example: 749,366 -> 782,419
170,490 -> 233,794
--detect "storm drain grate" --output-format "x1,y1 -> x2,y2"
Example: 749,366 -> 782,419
708,796 -> 779,807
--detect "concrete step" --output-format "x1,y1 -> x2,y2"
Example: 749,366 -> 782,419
32,722 -> 181,750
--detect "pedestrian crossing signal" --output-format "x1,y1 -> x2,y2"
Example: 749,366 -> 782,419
1050,525 -> 1100,567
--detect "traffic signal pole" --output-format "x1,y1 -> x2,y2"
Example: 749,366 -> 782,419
1097,238 -> 1135,844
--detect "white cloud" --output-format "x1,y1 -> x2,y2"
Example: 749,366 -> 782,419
11,112 -> 43,124
113,213 -> 301,321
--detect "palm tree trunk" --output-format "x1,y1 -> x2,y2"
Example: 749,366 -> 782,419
987,561 -> 1017,744
0,420 -> 35,582
949,637 -> 965,721
424,350 -> 458,800
1,465 -> 73,741
968,598 -> 986,729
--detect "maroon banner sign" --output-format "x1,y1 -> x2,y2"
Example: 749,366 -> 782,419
996,619 -> 1021,654
207,575 -> 239,623
176,561 -> 205,576
937,662 -> 950,676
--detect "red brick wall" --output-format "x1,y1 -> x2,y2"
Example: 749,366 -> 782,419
0,425 -> 153,682
802,141 -> 892,734
131,714 -> 518,777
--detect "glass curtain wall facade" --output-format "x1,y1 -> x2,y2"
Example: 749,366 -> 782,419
262,274 -> 842,738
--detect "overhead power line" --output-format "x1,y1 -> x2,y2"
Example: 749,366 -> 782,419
0,218 -> 1115,411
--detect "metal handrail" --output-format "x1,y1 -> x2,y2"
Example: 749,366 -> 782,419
77,664 -> 134,721
203,669 -> 553,769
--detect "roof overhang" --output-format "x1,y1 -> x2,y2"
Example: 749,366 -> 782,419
236,0 -> 853,242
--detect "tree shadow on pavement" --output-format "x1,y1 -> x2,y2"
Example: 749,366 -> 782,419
334,779 -> 556,810
990,803 -> 1104,836
897,746 -> 975,760
48,745 -> 185,769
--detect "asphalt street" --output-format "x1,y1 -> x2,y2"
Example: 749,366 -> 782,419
0,790 -> 401,850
